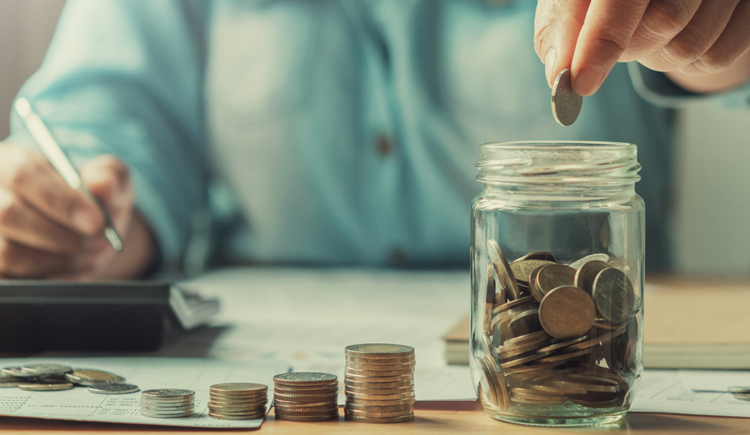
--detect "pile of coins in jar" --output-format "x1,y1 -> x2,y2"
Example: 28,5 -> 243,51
478,239 -> 640,410
344,344 -> 416,423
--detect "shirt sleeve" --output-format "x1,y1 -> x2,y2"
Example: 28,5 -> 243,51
628,62 -> 750,109
4,0 -> 209,269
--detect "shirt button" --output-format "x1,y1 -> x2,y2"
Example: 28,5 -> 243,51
375,134 -> 395,156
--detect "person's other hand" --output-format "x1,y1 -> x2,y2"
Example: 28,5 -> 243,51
535,0 -> 750,96
0,142 -> 135,279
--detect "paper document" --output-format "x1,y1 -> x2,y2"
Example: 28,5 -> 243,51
630,370 -> 750,418
679,370 -> 750,392
0,357 -> 289,429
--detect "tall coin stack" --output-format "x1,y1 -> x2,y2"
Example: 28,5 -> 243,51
273,373 -> 339,422
140,389 -> 195,418
209,383 -> 268,420
344,344 -> 416,423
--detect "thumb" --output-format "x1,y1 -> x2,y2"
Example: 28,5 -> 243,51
535,0 -> 590,88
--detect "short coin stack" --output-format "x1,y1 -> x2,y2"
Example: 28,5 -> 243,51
209,383 -> 268,420
730,387 -> 750,401
344,344 -> 416,423
140,389 -> 195,418
273,373 -> 339,422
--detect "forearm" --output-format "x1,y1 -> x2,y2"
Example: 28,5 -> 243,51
665,49 -> 750,94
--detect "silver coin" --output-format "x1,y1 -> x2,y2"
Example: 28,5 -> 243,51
569,253 -> 610,270
18,382 -> 75,391
1,367 -> 39,378
734,393 -> 750,401
88,383 -> 139,394
273,373 -> 337,384
0,382 -> 20,388
142,389 -> 195,399
728,386 -> 750,394
592,268 -> 635,323
21,363 -> 73,376
551,68 -> 583,126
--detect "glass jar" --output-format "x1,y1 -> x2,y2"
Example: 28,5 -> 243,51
469,141 -> 644,427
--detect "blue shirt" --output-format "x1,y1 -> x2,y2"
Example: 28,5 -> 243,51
7,0 -> 750,272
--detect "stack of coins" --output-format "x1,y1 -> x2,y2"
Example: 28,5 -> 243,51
478,239 -> 638,411
344,344 -> 416,423
140,389 -> 195,418
273,373 -> 339,422
209,383 -> 268,420
730,387 -> 750,401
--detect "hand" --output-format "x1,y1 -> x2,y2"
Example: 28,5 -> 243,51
535,0 -> 750,96
0,143 -> 149,279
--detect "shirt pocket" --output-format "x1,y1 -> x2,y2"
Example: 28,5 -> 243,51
441,1 -> 550,130
206,0 -> 315,124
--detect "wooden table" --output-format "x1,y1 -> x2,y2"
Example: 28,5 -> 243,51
1,401 -> 748,434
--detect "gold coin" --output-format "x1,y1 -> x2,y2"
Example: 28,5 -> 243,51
345,397 -> 415,406
345,368 -> 414,377
536,335 -> 588,353
345,391 -> 415,400
274,408 -> 339,417
538,286 -> 596,339
510,260 -> 555,285
66,369 -> 124,385
514,251 -> 557,263
344,374 -> 412,382
344,414 -> 413,423
500,351 -> 551,370
486,263 -> 498,306
592,268 -> 635,324
510,395 -> 567,404
535,264 -> 576,294
346,356 -> 415,365
274,413 -> 338,422
273,385 -> 338,394
484,354 -> 509,410
344,344 -> 414,358
344,409 -> 413,418
18,383 -> 74,391
274,403 -> 338,412
504,360 -> 566,376
538,347 -> 593,364
210,383 -> 267,393
346,362 -> 416,371
345,386 -> 412,395
527,383 -> 587,395
567,326 -> 627,351
487,240 -> 521,300
274,394 -> 337,403
574,260 -> 611,294
345,380 -> 413,390
209,412 -> 266,420
345,403 -> 413,412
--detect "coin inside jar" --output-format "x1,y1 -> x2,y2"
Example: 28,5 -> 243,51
538,286 -> 596,339
487,239 -> 520,300
592,268 -> 635,323
574,260 -> 611,295
532,264 -> 576,302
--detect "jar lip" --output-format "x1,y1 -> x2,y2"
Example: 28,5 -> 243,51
481,141 -> 635,151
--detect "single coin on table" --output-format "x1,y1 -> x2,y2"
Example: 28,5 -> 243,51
88,383 -> 139,394
21,364 -> 73,376
538,285 -> 596,339
551,68 -> 583,127
66,369 -> 125,386
1,367 -> 38,378
729,387 -> 750,394
18,382 -> 74,391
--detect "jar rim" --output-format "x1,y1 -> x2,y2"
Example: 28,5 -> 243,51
481,140 -> 635,151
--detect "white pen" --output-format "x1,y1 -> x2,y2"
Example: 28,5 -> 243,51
13,97 -> 124,252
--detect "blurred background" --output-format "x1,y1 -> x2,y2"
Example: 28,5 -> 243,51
1,0 -> 749,278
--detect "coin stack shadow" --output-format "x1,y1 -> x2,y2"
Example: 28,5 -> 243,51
140,389 -> 195,418
209,383 -> 268,420
273,373 -> 339,422
344,344 -> 416,423
480,240 -> 639,411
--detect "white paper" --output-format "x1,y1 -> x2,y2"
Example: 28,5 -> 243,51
678,370 -> 750,392
630,370 -> 750,417
0,357 -> 289,428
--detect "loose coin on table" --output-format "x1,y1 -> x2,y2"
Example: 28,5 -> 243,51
88,383 -> 139,394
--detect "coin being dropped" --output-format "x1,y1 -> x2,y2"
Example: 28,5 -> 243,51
88,383 -> 140,394
551,68 -> 583,126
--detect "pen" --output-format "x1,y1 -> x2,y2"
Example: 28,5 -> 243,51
13,97 -> 124,252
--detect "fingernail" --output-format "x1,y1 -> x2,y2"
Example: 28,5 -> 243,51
73,208 -> 99,234
575,66 -> 606,96
544,49 -> 557,88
